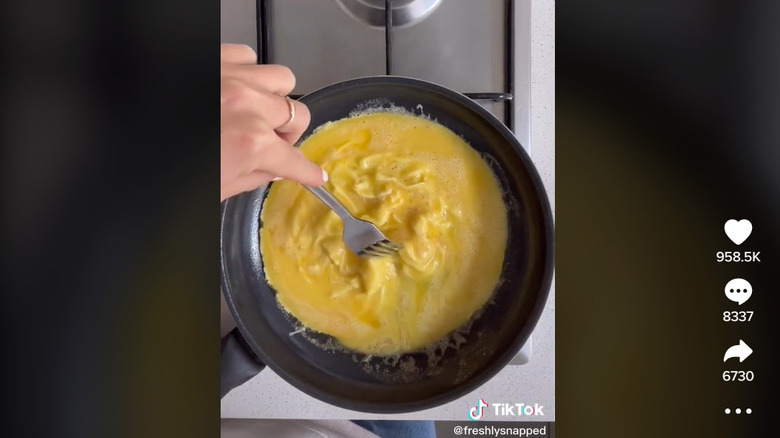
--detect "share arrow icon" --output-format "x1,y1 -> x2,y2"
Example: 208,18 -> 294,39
723,340 -> 753,363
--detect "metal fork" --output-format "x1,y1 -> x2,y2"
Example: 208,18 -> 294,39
304,185 -> 402,258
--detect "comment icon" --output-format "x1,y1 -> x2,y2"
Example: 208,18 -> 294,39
725,278 -> 752,305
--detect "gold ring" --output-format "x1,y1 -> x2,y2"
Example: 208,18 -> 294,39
281,96 -> 295,128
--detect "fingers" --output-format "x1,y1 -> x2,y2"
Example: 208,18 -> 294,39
251,137 -> 326,187
275,98 -> 311,145
221,44 -> 258,64
221,81 -> 310,141
221,115 -> 325,191
220,113 -> 273,184
221,80 -> 287,127
221,63 -> 296,96
221,47 -> 319,201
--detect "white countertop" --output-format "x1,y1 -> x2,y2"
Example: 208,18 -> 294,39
221,0 -> 555,421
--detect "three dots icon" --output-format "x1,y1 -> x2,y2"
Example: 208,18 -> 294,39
725,408 -> 752,415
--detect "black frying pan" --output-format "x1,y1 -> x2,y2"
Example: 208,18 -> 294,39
220,76 -> 553,413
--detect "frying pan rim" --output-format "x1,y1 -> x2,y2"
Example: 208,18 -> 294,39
221,75 -> 554,413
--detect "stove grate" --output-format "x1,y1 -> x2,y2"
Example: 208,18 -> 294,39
256,0 -> 515,132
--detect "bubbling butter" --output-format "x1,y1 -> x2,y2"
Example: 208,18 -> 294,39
260,112 -> 507,355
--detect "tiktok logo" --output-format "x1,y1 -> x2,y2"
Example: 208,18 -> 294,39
468,398 -> 489,421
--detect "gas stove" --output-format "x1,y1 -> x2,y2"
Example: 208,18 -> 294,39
252,0 -> 531,154
222,0 -> 533,364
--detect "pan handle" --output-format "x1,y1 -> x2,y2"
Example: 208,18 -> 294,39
220,328 -> 266,398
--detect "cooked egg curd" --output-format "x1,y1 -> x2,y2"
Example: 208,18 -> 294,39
260,112 -> 507,355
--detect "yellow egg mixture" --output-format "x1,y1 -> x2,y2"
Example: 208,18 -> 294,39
260,112 -> 507,355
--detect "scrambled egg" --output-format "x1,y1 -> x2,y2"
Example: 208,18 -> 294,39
260,112 -> 507,355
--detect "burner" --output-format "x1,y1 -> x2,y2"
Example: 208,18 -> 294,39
335,0 -> 442,29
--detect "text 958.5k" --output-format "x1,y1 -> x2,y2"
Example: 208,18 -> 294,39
716,251 -> 760,262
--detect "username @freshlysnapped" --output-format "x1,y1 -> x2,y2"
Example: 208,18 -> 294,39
453,425 -> 547,436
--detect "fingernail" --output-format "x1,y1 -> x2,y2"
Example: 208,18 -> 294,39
271,176 -> 283,181
322,169 -> 329,183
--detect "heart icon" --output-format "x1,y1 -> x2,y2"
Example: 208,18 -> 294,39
724,219 -> 752,245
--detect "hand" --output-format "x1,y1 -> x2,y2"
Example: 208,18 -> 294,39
220,44 -> 326,201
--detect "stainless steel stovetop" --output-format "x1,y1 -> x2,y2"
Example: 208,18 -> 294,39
222,0 -> 531,151
221,0 -> 533,364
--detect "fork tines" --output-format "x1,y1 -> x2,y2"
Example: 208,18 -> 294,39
359,239 -> 403,258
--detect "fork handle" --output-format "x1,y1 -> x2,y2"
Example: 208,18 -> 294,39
305,185 -> 352,220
